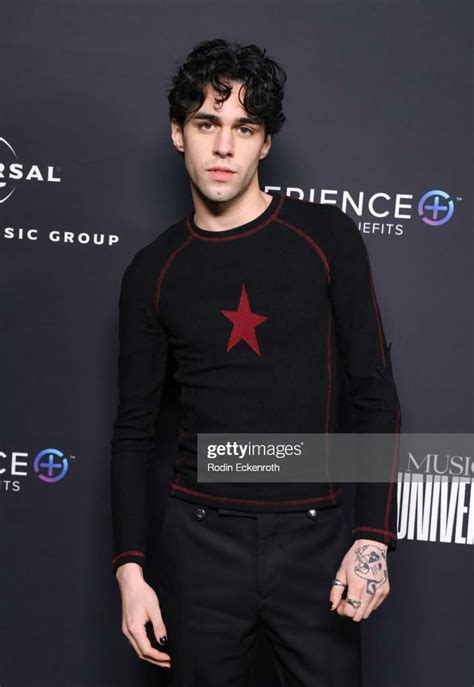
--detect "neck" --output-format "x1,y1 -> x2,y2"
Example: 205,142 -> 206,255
191,183 -> 273,233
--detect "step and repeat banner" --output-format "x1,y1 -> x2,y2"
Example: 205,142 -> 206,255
1,2 -> 472,686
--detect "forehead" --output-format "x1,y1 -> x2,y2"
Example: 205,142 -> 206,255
200,80 -> 248,113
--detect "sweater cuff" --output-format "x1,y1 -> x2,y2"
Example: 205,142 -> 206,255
351,526 -> 398,552
112,549 -> 146,575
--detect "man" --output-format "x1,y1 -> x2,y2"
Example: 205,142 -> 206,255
110,38 -> 402,686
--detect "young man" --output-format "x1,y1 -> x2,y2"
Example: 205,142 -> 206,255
110,38 -> 402,686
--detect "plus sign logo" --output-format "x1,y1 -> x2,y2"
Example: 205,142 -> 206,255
418,190 -> 454,226
33,448 -> 69,483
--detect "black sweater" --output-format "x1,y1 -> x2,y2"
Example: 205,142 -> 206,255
110,191 -> 402,574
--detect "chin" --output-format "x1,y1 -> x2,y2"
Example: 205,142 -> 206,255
202,185 -> 236,202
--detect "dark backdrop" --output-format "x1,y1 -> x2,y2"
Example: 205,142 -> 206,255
1,1 -> 472,686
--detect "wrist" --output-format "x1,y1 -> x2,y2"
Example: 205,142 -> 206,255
115,562 -> 145,584
354,537 -> 388,550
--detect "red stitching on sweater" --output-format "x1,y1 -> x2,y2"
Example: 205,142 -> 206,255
361,239 -> 386,368
353,410 -> 401,547
112,550 -> 145,564
153,234 -> 194,314
274,216 -> 331,283
351,527 -> 397,539
169,482 -> 342,506
324,304 -> 334,495
384,405 -> 401,537
186,193 -> 286,241
356,234 -> 401,546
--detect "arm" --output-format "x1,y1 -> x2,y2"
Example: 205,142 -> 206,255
110,252 -> 170,576
327,206 -> 402,622
327,205 -> 402,550
109,251 -> 172,667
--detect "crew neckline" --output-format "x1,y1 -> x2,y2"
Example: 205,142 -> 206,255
186,190 -> 283,241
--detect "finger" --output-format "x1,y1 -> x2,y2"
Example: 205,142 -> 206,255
361,591 -> 381,620
125,632 -> 142,659
337,581 -> 364,619
149,610 -> 169,651
366,582 -> 390,616
337,597 -> 369,620
126,629 -> 170,668
371,595 -> 385,613
329,565 -> 347,610
129,622 -> 171,664
354,587 -> 377,621
126,630 -> 170,667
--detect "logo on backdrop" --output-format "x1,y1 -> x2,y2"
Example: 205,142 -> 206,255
0,136 -> 61,203
398,448 -> 473,546
0,177 -> 461,245
273,186 -> 461,235
417,190 -> 454,226
0,447 -> 74,492
33,448 -> 69,483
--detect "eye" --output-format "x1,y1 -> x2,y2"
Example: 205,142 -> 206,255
239,127 -> 253,135
198,122 -> 215,130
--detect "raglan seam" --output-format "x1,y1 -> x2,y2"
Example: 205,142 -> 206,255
274,216 -> 331,283
153,233 -> 194,316
329,204 -> 387,368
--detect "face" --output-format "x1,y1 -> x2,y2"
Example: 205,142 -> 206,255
171,80 -> 272,203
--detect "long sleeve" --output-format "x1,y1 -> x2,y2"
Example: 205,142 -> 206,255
328,206 -> 402,551
110,252 -> 170,575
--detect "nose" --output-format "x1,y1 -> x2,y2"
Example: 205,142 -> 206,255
212,127 -> 235,158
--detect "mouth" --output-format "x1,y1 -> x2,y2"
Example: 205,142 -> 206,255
208,168 -> 236,181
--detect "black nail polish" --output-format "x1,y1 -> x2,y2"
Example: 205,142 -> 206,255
159,635 -> 168,644
328,601 -> 333,610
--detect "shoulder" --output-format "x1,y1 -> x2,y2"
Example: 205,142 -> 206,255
278,194 -> 338,224
278,194 -> 363,258
124,219 -> 190,278
117,220 -> 190,304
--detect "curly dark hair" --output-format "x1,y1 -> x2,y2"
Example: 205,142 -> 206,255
167,38 -> 287,140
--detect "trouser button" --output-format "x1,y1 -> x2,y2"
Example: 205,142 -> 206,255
307,508 -> 319,520
195,506 -> 207,520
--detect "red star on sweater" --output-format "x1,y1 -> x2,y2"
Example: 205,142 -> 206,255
220,284 -> 268,356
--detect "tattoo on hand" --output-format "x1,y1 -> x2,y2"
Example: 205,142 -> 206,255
353,544 -> 388,595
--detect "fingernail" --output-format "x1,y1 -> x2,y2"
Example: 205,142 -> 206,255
328,601 -> 333,610
159,635 -> 168,644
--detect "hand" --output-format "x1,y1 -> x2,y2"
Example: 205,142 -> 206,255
116,563 -> 171,668
328,539 -> 390,621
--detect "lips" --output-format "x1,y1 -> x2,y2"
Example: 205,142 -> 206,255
208,169 -> 235,181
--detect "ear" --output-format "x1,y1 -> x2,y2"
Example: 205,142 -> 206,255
260,133 -> 272,160
171,118 -> 184,153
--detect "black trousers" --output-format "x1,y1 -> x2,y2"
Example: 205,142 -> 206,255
155,494 -> 361,687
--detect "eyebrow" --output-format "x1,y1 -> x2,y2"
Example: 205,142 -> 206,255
191,112 -> 262,126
